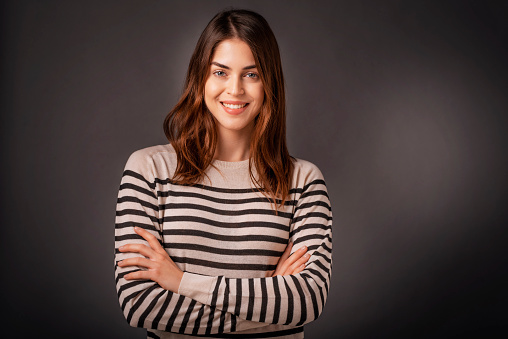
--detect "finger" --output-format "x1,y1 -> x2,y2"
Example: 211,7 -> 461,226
124,270 -> 152,281
118,243 -> 156,259
286,252 -> 310,274
279,241 -> 293,263
290,263 -> 306,275
134,227 -> 165,254
118,257 -> 154,269
279,246 -> 307,273
273,242 -> 293,276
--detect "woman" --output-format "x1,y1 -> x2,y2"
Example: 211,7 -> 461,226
114,9 -> 332,339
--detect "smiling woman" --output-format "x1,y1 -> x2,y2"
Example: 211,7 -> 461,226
204,39 -> 265,161
114,9 -> 332,339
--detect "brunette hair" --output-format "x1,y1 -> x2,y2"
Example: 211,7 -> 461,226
163,9 -> 293,207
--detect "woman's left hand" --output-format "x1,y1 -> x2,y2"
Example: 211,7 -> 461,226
117,227 -> 183,293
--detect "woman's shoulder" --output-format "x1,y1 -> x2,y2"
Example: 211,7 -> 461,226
123,143 -> 177,180
291,156 -> 327,187
127,143 -> 175,161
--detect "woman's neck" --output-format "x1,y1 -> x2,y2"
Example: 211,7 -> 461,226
214,127 -> 252,162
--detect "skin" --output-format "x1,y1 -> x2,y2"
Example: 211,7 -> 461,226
204,38 -> 264,162
119,39 -> 310,293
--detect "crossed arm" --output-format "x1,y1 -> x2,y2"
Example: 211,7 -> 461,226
114,153 -> 332,335
118,227 -> 309,291
115,226 -> 309,335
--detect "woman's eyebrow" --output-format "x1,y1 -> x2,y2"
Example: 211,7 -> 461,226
211,61 -> 257,70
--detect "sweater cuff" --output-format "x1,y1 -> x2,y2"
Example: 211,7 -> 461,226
177,272 -> 217,305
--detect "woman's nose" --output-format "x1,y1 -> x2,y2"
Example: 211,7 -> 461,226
227,77 -> 244,96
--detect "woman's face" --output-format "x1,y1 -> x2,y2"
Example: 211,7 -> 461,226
204,39 -> 264,138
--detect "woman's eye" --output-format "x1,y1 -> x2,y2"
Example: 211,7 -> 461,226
214,70 -> 226,77
246,73 -> 258,79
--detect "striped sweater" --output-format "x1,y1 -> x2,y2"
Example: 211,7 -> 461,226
114,144 -> 333,338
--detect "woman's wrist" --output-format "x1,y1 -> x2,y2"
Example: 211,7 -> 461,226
173,270 -> 184,293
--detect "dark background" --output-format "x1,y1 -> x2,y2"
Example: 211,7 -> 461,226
1,0 -> 507,338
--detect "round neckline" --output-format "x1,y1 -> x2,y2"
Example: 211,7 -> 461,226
212,158 -> 250,169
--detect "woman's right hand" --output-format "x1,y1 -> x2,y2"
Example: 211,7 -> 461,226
268,242 -> 310,277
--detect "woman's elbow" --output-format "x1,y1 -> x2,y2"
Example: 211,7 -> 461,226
296,273 -> 330,326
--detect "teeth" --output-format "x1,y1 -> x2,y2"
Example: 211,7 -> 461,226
222,103 -> 247,109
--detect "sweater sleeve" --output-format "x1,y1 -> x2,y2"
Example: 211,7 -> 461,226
177,164 -> 333,326
115,150 -> 271,335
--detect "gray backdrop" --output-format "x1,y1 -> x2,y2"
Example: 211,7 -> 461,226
1,0 -> 507,338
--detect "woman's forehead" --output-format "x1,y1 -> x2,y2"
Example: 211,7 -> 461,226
211,39 -> 256,68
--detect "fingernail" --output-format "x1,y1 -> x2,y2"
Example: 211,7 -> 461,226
304,253 -> 310,259
118,261 -> 123,266
134,227 -> 139,231
118,245 -> 124,250
299,246 -> 307,252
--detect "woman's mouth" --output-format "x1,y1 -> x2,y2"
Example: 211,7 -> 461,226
220,102 -> 249,115
221,102 -> 248,109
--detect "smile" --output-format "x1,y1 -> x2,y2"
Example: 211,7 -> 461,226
221,102 -> 248,109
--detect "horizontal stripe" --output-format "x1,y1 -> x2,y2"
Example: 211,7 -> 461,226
292,211 -> 332,224
159,189 -> 297,206
172,257 -> 276,271
163,229 -> 287,244
312,251 -> 333,264
301,179 -> 326,194
157,177 -> 263,194
115,268 -> 139,284
163,215 -> 290,232
115,221 -> 158,231
117,196 -> 159,211
119,182 -> 156,200
290,223 -> 331,238
296,233 -> 332,244
114,234 -> 163,246
116,209 -> 158,223
300,189 -> 329,201
115,233 -> 146,241
118,279 -> 151,301
305,242 -> 332,255
306,244 -> 325,252
123,170 -> 155,189
293,200 -> 331,213
160,202 -> 292,219
125,170 -> 308,195
163,242 -> 283,257
115,234 -> 144,242
158,178 -> 305,196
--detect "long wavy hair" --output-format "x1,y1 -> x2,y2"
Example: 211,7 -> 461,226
163,9 -> 293,208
